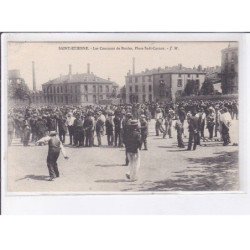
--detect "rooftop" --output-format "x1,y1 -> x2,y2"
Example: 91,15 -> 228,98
127,64 -> 206,76
43,72 -> 117,86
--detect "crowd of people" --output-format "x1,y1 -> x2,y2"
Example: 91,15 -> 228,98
7,99 -> 238,181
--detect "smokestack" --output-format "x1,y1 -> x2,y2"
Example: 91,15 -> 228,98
132,57 -> 135,75
32,61 -> 36,91
69,64 -> 72,75
87,63 -> 90,74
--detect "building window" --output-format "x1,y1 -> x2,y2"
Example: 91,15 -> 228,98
160,74 -> 163,78
61,86 -> 63,93
148,76 -> 152,82
149,94 -> 152,102
84,85 -> 87,92
142,76 -> 145,82
196,74 -> 199,78
187,74 -> 190,78
142,85 -> 145,92
143,94 -> 146,102
57,87 -> 59,93
129,77 -> 132,83
135,85 -> 138,92
99,85 -> 103,92
53,86 -> 56,93
129,86 -> 132,92
225,52 -> 229,61
149,85 -> 152,92
93,95 -> 96,103
75,86 -> 77,93
135,77 -> 138,83
93,85 -> 96,92
231,64 -> 235,72
106,85 -> 109,92
99,95 -> 103,100
178,73 -> 181,78
84,94 -> 88,102
177,79 -> 183,87
65,86 -> 67,93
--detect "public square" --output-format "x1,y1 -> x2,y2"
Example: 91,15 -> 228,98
7,119 -> 239,193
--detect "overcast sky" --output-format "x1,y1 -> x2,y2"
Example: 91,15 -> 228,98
8,41 -> 234,90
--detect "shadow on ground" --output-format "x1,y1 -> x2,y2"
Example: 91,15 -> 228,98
16,175 -> 49,182
136,150 -> 239,192
95,164 -> 124,168
95,179 -> 129,183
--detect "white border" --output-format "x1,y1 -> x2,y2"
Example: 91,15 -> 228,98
1,33 -> 249,214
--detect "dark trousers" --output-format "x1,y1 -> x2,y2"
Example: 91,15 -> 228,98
141,135 -> 148,149
23,131 -> 30,146
187,131 -> 198,150
96,131 -> 102,146
177,132 -> 184,147
107,133 -> 114,146
47,150 -> 60,178
200,122 -> 205,138
74,130 -> 84,146
125,148 -> 129,165
155,123 -> 160,136
59,131 -> 66,143
207,125 -> 214,139
68,126 -> 74,144
114,130 -> 121,146
85,131 -> 93,147
222,123 -> 230,145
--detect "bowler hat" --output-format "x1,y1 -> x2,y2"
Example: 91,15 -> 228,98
49,131 -> 57,136
130,120 -> 138,126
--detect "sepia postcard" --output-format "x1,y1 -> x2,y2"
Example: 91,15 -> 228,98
1,33 -> 243,198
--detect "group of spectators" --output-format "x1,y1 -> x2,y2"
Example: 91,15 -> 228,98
7,99 -> 238,181
7,99 -> 238,149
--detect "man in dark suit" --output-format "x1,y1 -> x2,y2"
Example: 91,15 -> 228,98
83,112 -> 94,147
187,111 -> 199,151
125,120 -> 141,181
113,111 -> 122,147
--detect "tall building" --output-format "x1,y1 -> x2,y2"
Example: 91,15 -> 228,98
125,63 -> 206,103
221,45 -> 238,94
42,64 -> 119,105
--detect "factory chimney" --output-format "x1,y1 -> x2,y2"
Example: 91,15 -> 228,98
69,64 -> 72,75
32,61 -> 37,92
132,57 -> 135,75
87,63 -> 90,74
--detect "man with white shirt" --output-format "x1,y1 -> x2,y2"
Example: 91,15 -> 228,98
220,107 -> 232,146
66,112 -> 76,145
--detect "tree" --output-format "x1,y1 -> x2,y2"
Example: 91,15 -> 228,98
200,78 -> 214,95
8,78 -> 31,101
184,80 -> 196,96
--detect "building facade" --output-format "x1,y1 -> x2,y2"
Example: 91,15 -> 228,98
125,64 -> 206,103
42,64 -> 118,105
221,46 -> 238,94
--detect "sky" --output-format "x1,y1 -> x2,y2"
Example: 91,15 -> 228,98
7,41 -> 235,90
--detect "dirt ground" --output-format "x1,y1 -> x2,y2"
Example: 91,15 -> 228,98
7,119 -> 239,193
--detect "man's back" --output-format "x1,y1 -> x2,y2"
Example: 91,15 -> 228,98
125,129 -> 141,153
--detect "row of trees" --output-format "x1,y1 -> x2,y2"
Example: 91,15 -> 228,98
183,78 -> 215,96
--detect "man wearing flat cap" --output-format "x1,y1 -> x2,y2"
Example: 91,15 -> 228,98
124,120 -> 141,181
